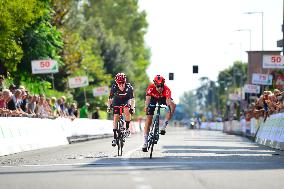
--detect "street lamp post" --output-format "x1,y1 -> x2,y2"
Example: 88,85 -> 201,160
244,11 -> 264,51
235,29 -> 252,51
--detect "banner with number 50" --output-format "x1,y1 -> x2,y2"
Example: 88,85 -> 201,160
263,55 -> 284,68
31,60 -> 59,74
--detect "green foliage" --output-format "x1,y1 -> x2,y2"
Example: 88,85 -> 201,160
179,91 -> 197,118
81,0 -> 150,114
1,0 -> 150,116
0,0 -> 44,72
180,61 -> 248,120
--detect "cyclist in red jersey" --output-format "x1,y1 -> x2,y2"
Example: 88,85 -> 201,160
107,73 -> 135,147
142,75 -> 176,152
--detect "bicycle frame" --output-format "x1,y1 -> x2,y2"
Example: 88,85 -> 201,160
113,105 -> 129,156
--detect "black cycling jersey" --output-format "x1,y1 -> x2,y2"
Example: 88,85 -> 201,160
109,83 -> 134,105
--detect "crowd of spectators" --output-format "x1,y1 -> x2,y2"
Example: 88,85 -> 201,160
245,89 -> 284,122
0,75 -> 84,119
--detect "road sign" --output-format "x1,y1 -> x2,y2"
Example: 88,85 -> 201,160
92,86 -> 109,97
31,60 -> 58,74
263,55 -> 284,68
68,76 -> 89,88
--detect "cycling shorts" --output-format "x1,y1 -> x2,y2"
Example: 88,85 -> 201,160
146,96 -> 168,115
113,99 -> 129,115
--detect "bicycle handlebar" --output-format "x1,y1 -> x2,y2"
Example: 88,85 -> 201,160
112,104 -> 130,109
148,104 -> 167,108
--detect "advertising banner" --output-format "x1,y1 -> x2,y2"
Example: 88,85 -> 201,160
243,84 -> 260,94
252,73 -> 273,85
31,60 -> 58,74
263,55 -> 284,68
68,76 -> 89,88
92,86 -> 109,97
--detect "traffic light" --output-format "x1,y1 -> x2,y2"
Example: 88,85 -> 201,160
193,65 -> 198,74
169,72 -> 174,80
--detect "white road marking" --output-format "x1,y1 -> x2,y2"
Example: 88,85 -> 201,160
136,185 -> 152,189
1,161 -> 283,168
120,147 -> 152,189
132,177 -> 145,182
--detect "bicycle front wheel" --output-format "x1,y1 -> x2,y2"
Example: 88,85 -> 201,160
148,138 -> 154,159
120,136 -> 124,156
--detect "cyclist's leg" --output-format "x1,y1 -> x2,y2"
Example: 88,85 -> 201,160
142,97 -> 156,151
166,98 -> 176,120
142,115 -> 153,151
124,106 -> 131,131
160,98 -> 176,134
112,107 -> 120,146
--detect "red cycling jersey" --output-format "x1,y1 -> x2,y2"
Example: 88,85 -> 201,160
146,83 -> 171,99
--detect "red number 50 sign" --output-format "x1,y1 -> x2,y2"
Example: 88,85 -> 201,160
263,55 -> 284,68
271,56 -> 282,63
32,59 -> 58,74
40,61 -> 51,68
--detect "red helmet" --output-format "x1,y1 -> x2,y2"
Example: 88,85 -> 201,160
153,75 -> 165,85
115,73 -> 126,84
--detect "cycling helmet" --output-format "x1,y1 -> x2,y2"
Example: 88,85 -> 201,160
153,75 -> 165,85
115,73 -> 126,84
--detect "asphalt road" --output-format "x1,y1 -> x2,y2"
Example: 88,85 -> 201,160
0,127 -> 284,189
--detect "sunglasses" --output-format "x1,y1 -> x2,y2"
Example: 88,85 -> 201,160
117,82 -> 125,85
155,84 -> 164,88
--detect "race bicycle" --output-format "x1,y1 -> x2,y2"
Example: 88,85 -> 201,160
147,103 -> 167,159
113,105 -> 129,156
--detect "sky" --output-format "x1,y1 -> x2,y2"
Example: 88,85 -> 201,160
138,0 -> 283,103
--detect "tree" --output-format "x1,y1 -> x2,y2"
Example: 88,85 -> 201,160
179,91 -> 197,118
0,0 -> 45,74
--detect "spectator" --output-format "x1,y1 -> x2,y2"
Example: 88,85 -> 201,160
80,103 -> 90,118
68,103 -> 78,117
6,89 -> 25,116
50,97 -> 60,117
271,89 -> 282,112
20,90 -> 28,113
92,107 -> 100,119
0,89 -> 12,116
44,97 -> 52,117
0,91 -> 4,108
56,98 -> 65,117
7,89 -> 21,110
35,94 -> 48,118
9,84 -> 16,94
27,95 -> 37,115
60,95 -> 69,116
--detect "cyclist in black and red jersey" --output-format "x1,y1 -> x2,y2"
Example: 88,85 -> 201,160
107,73 -> 135,147
142,75 -> 176,152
